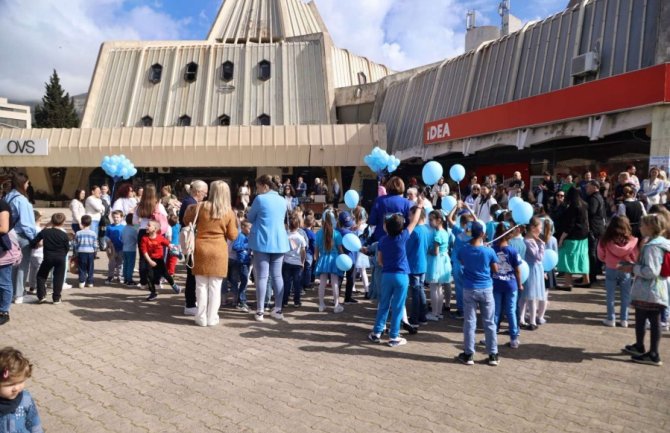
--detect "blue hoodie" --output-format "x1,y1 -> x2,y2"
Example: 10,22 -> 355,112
4,190 -> 36,241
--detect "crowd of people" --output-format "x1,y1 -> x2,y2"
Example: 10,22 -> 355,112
0,166 -> 668,369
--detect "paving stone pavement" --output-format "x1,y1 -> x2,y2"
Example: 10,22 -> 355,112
2,256 -> 670,432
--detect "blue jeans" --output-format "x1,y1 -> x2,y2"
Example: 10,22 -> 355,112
90,220 -> 100,237
493,288 -> 519,340
463,288 -> 498,355
253,252 -> 284,313
409,273 -> 427,325
78,252 -> 95,284
123,251 -> 136,283
11,235 -> 32,299
604,267 -> 632,322
0,264 -> 12,312
225,259 -> 249,304
373,273 -> 409,339
282,262 -> 303,305
302,260 -> 312,288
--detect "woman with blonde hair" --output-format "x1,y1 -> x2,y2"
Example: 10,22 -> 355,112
183,180 -> 238,327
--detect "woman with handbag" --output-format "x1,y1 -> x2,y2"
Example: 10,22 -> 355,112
183,181 -> 238,327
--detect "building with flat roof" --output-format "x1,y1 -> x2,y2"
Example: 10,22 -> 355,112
0,98 -> 31,129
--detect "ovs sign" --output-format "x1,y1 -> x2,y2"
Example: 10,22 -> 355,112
0,139 -> 48,156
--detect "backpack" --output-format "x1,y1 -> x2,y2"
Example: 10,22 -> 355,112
179,203 -> 202,269
152,205 -> 170,236
661,251 -> 670,278
0,230 -> 22,267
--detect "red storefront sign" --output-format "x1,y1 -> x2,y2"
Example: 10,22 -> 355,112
424,63 -> 670,145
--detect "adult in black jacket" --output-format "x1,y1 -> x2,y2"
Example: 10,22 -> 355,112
578,181 -> 607,287
556,187 -> 590,290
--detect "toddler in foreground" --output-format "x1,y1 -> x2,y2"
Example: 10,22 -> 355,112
0,347 -> 43,433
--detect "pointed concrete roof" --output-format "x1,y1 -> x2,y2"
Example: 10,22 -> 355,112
207,0 -> 328,43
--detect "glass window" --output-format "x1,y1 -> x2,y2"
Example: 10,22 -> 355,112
141,115 -> 153,127
184,62 -> 198,83
149,64 -> 163,84
258,60 -> 271,81
178,115 -> 191,127
258,114 -> 271,126
221,61 -> 234,82
218,114 -> 231,126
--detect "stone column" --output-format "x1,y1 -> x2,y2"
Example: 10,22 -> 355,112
649,106 -> 670,173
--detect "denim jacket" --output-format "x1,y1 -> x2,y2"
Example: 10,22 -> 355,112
4,190 -> 36,241
631,236 -> 670,307
0,391 -> 43,433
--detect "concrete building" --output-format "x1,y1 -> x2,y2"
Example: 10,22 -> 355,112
0,98 -> 31,129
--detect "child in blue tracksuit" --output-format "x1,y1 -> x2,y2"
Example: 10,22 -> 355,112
447,203 -> 475,319
121,214 -> 138,285
368,206 -> 422,347
492,222 -> 523,348
0,347 -> 43,433
406,207 -> 431,326
457,221 -> 500,366
73,215 -> 98,288
231,220 -> 252,312
337,211 -> 358,304
104,210 -> 125,283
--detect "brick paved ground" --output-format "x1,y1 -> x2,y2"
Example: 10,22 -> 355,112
2,210 -> 669,432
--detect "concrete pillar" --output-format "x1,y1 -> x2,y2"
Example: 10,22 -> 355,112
648,106 -> 670,173
25,167 -> 53,195
61,168 -> 95,198
349,166 -> 375,193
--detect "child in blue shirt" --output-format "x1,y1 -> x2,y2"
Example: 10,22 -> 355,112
166,215 -> 182,277
0,347 -> 43,433
73,215 -> 98,288
456,221 -> 500,366
337,211 -> 358,304
314,211 -> 344,313
121,214 -> 138,286
492,222 -> 523,348
104,210 -> 125,284
426,210 -> 453,321
368,206 -> 422,347
231,221 -> 252,312
406,207 -> 431,327
447,203 -> 476,319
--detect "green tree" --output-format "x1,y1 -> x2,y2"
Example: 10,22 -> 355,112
34,70 -> 79,128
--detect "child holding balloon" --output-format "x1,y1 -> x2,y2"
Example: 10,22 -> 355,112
426,210 -> 453,321
337,211 -> 358,304
314,211 -> 344,313
492,222 -> 523,348
447,203 -> 475,319
520,217 -> 546,331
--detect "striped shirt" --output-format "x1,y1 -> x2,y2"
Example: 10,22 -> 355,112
74,228 -> 98,253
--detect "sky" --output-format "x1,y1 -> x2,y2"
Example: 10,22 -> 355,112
0,0 -> 567,101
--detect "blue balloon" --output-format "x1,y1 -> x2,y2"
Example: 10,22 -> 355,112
519,260 -> 530,284
130,167 -> 138,176
422,161 -> 443,186
342,233 -> 362,253
543,249 -> 559,272
449,164 -> 466,182
336,254 -> 353,272
513,202 -> 534,225
508,196 -> 523,212
344,190 -> 359,209
442,195 -> 457,213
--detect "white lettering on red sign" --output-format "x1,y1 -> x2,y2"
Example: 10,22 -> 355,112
426,122 -> 451,142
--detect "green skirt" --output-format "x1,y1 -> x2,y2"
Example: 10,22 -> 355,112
557,238 -> 590,274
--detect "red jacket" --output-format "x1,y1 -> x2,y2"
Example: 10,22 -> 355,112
140,234 -> 169,259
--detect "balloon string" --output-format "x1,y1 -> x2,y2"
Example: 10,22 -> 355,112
486,224 -> 520,246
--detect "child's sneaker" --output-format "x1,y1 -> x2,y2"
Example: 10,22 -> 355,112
145,293 -> 158,302
236,303 -> 249,313
662,322 -> 670,332
402,322 -> 418,335
388,337 -> 407,347
53,299 -> 62,305
620,320 -> 629,328
85,283 -> 94,288
602,319 -> 616,327
78,282 -> 85,289
333,305 -> 344,314
293,302 -> 302,308
105,278 -> 114,284
255,312 -> 264,322
509,339 -> 520,349
622,343 -> 645,356
537,317 -> 547,325
62,283 -> 72,290
425,313 -> 440,321
456,352 -> 474,365
631,352 -> 663,366
37,297 -> 48,304
488,353 -> 500,366
171,284 -> 182,294
184,307 -> 197,316
318,303 -> 326,312
27,287 -> 36,295
270,310 -> 284,320
367,332 -> 381,344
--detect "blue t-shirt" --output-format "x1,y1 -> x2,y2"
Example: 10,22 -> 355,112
105,223 -> 124,251
458,243 -> 499,289
451,225 -> 471,259
407,224 -> 431,274
170,223 -> 181,246
492,244 -> 521,292
379,229 -> 410,274
315,229 -> 342,256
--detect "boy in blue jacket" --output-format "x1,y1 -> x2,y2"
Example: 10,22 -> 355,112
231,221 -> 252,312
406,207 -> 431,327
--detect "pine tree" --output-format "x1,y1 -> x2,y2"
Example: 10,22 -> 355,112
34,70 -> 79,128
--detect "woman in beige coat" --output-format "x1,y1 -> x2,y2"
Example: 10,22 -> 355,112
183,180 -> 238,327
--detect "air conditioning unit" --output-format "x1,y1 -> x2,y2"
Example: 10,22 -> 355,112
571,51 -> 600,77
157,167 -> 171,174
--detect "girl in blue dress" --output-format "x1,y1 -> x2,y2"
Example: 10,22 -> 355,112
520,216 -> 546,330
314,210 -> 344,313
426,210 -> 453,321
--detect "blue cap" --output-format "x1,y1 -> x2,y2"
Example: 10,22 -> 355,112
470,221 -> 484,239
338,211 -> 354,228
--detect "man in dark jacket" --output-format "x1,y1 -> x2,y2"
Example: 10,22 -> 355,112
578,180 -> 607,287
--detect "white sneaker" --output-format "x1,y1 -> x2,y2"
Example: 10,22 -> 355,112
62,283 -> 72,290
271,310 -> 284,320
255,312 -> 264,322
663,322 -> 670,332
318,303 -> 326,312
333,305 -> 344,314
183,307 -> 198,316
13,296 -> 23,304
602,319 -> 616,327
85,283 -> 94,288
538,317 -> 547,325
425,313 -> 440,321
78,282 -> 85,289
620,320 -> 628,328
